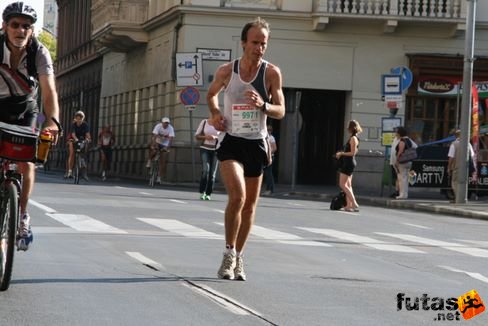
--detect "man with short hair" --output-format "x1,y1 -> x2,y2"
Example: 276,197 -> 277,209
147,117 -> 175,184
0,2 -> 60,250
207,17 -> 285,281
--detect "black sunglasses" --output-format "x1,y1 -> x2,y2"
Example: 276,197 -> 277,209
8,22 -> 33,30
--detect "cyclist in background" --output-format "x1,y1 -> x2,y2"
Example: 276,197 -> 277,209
0,2 -> 60,250
146,117 -> 175,184
66,110 -> 91,179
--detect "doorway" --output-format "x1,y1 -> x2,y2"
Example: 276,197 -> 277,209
297,89 -> 345,185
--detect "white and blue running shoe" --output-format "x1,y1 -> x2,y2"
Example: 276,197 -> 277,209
17,213 -> 33,251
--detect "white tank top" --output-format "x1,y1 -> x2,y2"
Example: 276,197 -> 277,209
222,59 -> 269,140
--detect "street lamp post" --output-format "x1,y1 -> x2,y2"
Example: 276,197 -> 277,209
455,0 -> 477,204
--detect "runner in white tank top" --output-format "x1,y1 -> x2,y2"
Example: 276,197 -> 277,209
206,17 -> 286,281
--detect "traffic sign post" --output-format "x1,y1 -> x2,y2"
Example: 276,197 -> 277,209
179,86 -> 201,183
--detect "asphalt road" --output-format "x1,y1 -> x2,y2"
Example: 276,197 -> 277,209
0,171 -> 487,326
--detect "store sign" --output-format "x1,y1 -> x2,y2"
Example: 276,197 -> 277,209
417,78 -> 488,98
418,78 -> 457,95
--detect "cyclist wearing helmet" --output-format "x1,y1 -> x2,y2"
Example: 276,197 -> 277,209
66,110 -> 91,179
146,117 -> 175,184
0,1 -> 60,250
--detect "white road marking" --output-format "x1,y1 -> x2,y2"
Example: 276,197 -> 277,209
214,222 -> 330,247
402,223 -> 431,229
170,199 -> 186,204
29,199 -> 56,213
138,218 -> 222,239
213,209 -> 225,214
287,202 -> 304,207
439,265 -> 488,284
46,214 -> 127,234
139,192 -> 152,196
456,239 -> 488,247
126,251 -> 164,269
300,228 -> 424,253
376,233 -> 488,258
251,224 -> 331,247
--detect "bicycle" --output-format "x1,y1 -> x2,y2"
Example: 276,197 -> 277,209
0,157 -> 22,291
148,146 -> 169,187
0,118 -> 62,291
73,139 -> 89,184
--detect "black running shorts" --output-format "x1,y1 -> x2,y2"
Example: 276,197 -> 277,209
217,133 -> 268,177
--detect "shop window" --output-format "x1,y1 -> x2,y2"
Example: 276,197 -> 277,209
406,96 -> 457,144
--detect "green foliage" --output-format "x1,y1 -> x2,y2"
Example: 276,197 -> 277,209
37,30 -> 57,61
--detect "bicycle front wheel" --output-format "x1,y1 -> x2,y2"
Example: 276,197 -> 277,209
149,160 -> 158,187
0,182 -> 19,291
74,153 -> 80,184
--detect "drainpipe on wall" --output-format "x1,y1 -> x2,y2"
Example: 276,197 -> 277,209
171,15 -> 183,81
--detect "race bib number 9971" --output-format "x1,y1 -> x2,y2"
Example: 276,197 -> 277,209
231,104 -> 261,134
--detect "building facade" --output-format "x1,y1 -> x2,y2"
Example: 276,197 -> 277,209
54,0 -> 102,171
44,0 -> 58,36
57,0 -> 488,191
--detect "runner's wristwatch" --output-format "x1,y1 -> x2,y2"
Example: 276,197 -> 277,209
261,102 -> 269,113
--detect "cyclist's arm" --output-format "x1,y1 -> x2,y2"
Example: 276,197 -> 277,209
39,74 -> 60,134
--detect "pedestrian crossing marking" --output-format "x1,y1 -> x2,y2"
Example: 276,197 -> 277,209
250,224 -> 331,247
29,199 -> 56,213
402,223 -> 431,230
376,233 -> 488,258
299,228 -> 424,253
214,223 -> 331,247
170,199 -> 187,204
126,251 -> 164,269
138,218 -> 222,239
46,214 -> 127,234
439,265 -> 488,284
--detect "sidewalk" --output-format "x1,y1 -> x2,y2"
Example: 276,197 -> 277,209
269,184 -> 488,221
48,167 -> 488,221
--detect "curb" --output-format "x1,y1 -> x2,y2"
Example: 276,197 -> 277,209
286,191 -> 488,221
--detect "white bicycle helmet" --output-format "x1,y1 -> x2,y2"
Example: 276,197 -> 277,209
2,2 -> 37,23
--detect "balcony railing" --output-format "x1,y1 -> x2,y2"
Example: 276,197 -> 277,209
314,0 -> 464,19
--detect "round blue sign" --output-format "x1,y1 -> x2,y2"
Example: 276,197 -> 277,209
391,66 -> 413,92
180,86 -> 200,105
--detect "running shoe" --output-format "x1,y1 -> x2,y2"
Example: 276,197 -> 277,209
204,194 -> 211,201
234,255 -> 246,281
217,251 -> 236,280
200,193 -> 206,200
17,213 -> 33,251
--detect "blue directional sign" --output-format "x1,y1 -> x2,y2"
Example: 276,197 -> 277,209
391,66 -> 413,92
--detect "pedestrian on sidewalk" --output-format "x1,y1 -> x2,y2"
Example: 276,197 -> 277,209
394,126 -> 417,199
447,129 -> 475,202
207,17 -> 285,281
195,118 -> 220,200
336,120 -> 362,212
389,128 -> 400,198
98,125 -> 115,181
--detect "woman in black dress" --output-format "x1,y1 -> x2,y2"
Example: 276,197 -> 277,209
335,120 -> 362,212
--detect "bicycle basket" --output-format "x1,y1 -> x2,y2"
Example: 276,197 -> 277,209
0,122 -> 39,162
